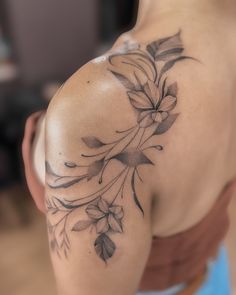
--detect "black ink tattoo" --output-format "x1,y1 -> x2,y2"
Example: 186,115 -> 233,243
46,30 -> 196,262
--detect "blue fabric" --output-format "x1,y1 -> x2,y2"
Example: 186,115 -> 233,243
137,246 -> 231,295
194,246 -> 231,295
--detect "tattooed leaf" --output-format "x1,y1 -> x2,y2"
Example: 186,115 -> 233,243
159,56 -> 192,81
108,214 -> 123,233
56,198 -> 79,210
87,159 -> 104,180
109,52 -> 156,85
156,48 -> 184,61
114,149 -> 154,167
166,82 -> 178,97
147,31 -> 182,60
147,36 -> 173,58
82,136 -> 106,148
45,161 -> 59,177
52,209 -> 58,215
131,171 -> 144,215
94,234 -> 116,262
121,55 -> 152,81
159,30 -> 182,50
110,70 -> 135,90
65,162 -> 77,168
48,175 -> 87,189
154,113 -> 179,135
72,220 -> 93,231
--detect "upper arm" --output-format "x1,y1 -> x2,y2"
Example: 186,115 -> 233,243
45,61 -> 153,295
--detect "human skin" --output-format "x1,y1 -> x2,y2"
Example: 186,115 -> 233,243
32,0 -> 236,294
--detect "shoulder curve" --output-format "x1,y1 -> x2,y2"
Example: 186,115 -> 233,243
46,55 -> 119,116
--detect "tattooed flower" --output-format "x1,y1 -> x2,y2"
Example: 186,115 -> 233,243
127,80 -> 176,128
85,198 -> 124,234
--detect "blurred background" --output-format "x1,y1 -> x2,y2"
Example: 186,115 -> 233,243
0,1 -> 137,294
0,1 -> 235,295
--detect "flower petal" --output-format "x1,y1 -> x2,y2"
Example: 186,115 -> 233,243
144,80 -> 160,105
96,217 -> 109,234
86,205 -> 105,219
139,112 -> 154,128
161,111 -> 169,120
98,198 -> 109,213
128,91 -> 153,110
159,96 -> 177,111
72,220 -> 93,231
108,214 -> 123,233
153,112 -> 163,123
109,206 -> 124,219
137,110 -> 152,122
116,210 -> 124,220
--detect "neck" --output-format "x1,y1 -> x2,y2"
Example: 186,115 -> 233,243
136,0 -> 236,28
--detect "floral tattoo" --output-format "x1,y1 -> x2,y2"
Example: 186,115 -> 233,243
46,31 -> 196,262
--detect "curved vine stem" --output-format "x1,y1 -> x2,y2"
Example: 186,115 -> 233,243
61,166 -> 128,207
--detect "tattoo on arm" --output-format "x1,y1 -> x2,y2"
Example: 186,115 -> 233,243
46,30 -> 196,262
